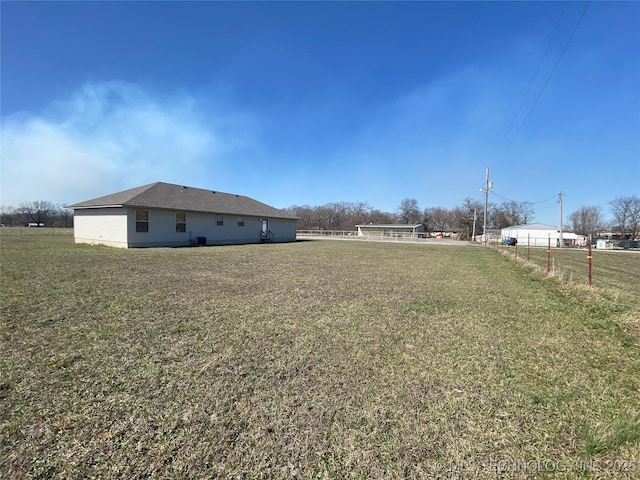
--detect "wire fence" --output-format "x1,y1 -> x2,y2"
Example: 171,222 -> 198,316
496,241 -> 640,306
0,227 -> 73,244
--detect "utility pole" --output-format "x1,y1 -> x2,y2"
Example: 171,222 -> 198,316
482,167 -> 493,246
558,191 -> 566,248
471,208 -> 477,243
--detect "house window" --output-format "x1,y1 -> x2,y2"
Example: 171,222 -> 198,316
136,209 -> 149,233
176,212 -> 186,233
237,217 -> 244,227
216,214 -> 223,226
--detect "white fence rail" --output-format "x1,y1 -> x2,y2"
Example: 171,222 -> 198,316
297,230 -> 430,242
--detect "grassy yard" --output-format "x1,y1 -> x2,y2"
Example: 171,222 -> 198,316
1,231 -> 639,478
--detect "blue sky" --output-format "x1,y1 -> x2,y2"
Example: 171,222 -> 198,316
1,1 -> 638,227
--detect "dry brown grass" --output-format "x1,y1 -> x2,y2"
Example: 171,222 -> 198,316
499,243 -> 640,305
1,231 -> 639,478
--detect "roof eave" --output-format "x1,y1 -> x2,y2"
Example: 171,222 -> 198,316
71,203 -> 297,220
68,204 -> 125,210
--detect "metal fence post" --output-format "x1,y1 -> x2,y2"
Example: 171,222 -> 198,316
587,242 -> 593,288
547,234 -> 551,273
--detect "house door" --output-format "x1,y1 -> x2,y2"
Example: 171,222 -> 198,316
261,218 -> 269,238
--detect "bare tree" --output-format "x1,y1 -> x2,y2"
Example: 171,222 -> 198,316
285,202 -> 395,230
490,201 -> 535,229
18,200 -> 56,226
397,198 -> 421,224
284,205 -> 316,230
424,207 -> 452,234
631,198 -> 640,240
316,202 -> 350,230
520,202 -> 535,224
280,194 -> 633,242
0,205 -> 16,225
56,205 -> 74,228
567,205 -> 605,237
452,198 -> 483,240
366,209 -> 397,225
610,196 -> 640,239
350,202 -> 375,226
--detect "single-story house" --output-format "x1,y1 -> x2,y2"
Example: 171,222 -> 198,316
67,182 -> 298,248
501,222 -> 583,247
356,223 -> 425,238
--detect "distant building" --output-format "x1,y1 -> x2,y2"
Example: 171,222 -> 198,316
501,223 -> 582,247
356,223 -> 424,238
67,182 -> 298,248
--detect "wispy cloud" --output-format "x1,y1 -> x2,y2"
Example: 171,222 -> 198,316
0,81 -> 250,206
302,65 -> 513,211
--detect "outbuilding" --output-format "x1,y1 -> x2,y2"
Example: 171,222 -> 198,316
501,222 -> 582,247
68,182 -> 298,248
356,223 -> 424,239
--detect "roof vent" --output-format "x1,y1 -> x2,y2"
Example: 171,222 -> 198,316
212,191 -> 216,194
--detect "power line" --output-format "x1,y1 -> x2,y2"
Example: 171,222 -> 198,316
501,1 -> 569,147
491,190 -> 558,205
501,1 -> 592,158
535,202 -> 561,211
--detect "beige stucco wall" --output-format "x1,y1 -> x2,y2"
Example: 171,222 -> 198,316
73,208 -> 129,247
73,207 -> 297,248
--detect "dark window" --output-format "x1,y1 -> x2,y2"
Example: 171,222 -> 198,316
176,212 -> 186,233
237,217 -> 244,227
136,209 -> 149,233
216,214 -> 223,226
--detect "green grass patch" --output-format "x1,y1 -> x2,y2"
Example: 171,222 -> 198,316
499,243 -> 640,306
1,233 -> 639,478
583,414 -> 640,457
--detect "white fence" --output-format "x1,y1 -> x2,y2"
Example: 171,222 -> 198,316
297,230 -> 429,242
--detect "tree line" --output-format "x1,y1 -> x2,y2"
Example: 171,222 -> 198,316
286,198 -> 536,240
576,195 -> 640,239
0,201 -> 74,228
285,198 -> 534,239
286,195 -> 640,240
2,195 -> 638,240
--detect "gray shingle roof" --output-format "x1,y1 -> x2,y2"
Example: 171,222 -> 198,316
67,182 -> 298,220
